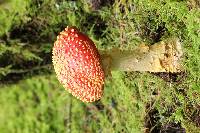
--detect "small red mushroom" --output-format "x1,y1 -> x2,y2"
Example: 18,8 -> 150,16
52,26 -> 105,102
53,26 -> 183,103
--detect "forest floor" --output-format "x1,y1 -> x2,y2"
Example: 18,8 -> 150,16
0,0 -> 200,132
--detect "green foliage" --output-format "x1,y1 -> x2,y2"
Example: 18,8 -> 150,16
0,65 -> 12,78
0,73 -> 146,133
0,75 -> 68,133
0,0 -> 30,36
0,42 -> 42,78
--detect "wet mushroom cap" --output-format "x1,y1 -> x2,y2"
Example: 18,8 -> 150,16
52,26 -> 105,102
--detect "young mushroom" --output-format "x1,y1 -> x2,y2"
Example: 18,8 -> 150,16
52,26 -> 104,102
52,26 -> 183,102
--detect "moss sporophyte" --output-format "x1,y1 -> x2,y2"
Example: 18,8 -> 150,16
52,26 -> 183,102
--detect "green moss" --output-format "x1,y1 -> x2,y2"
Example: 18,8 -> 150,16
0,0 -> 30,36
0,0 -> 200,132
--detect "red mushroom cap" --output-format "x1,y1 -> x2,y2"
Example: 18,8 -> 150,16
52,26 -> 105,102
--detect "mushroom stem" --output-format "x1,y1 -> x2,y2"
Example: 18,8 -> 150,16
100,38 -> 183,74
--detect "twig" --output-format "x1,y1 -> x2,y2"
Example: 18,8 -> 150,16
9,64 -> 53,74
66,95 -> 72,133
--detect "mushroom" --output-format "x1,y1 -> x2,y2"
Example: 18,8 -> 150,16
52,26 -> 104,102
52,26 -> 183,102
